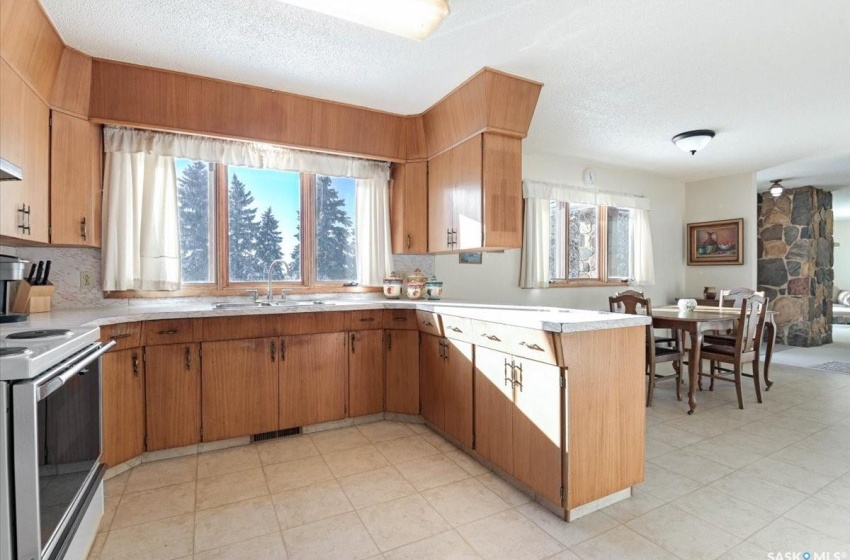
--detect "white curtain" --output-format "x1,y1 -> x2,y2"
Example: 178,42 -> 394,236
630,208 -> 655,286
519,179 -> 654,289
355,177 -> 393,286
519,198 -> 551,288
102,149 -> 181,291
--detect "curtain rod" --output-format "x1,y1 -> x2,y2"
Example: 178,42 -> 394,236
522,179 -> 647,199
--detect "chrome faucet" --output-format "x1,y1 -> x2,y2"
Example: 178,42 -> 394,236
267,259 -> 291,302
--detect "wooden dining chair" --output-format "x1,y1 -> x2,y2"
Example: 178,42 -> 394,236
704,288 -> 765,346
611,290 -> 677,347
609,292 -> 683,406
698,294 -> 768,409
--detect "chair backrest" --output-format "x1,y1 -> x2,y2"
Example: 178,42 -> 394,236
735,294 -> 768,354
609,290 -> 647,314
719,287 -> 765,308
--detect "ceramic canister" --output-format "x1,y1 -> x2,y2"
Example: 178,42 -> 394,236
425,276 -> 443,300
383,272 -> 403,299
405,268 -> 427,300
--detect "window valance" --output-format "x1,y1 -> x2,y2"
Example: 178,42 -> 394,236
522,180 -> 650,211
103,126 -> 390,181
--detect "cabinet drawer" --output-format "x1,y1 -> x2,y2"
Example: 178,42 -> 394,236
416,310 -> 442,337
201,315 -> 281,341
100,322 -> 142,351
383,309 -> 417,330
470,320 -> 558,366
143,319 -> 198,346
347,310 -> 384,330
439,314 -> 476,344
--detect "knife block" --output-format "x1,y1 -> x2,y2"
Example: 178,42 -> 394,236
11,281 -> 55,313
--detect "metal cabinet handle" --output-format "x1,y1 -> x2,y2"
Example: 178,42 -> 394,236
519,341 -> 544,352
515,362 -> 524,392
185,346 -> 191,371
359,317 -> 375,322
132,352 -> 140,377
406,234 -> 412,249
448,326 -> 463,333
422,320 -> 433,327
393,317 -> 408,322
159,329 -> 179,335
110,333 -> 131,340
350,333 -> 356,354
270,340 -> 276,362
280,339 -> 286,361
387,332 -> 392,351
504,358 -> 513,387
446,228 -> 451,248
18,204 -> 31,235
482,333 -> 501,342
451,228 -> 457,247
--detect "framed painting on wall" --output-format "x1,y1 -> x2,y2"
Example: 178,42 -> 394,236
687,218 -> 744,266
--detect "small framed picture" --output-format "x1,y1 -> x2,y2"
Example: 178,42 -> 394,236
459,252 -> 482,264
687,218 -> 744,266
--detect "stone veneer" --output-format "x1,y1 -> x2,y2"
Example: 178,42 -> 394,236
757,186 -> 833,346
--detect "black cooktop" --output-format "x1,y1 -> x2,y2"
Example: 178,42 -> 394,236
0,347 -> 30,357
6,329 -> 72,340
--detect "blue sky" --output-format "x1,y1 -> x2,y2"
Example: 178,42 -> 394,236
175,159 -> 356,259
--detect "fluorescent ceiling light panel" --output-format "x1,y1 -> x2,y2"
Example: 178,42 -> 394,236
278,0 -> 450,40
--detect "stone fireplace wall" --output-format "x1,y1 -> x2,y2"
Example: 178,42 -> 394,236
757,186 -> 833,346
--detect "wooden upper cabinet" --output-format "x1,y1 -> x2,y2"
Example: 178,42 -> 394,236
0,59 -> 49,243
145,343 -> 201,451
201,338 -> 279,442
385,330 -> 419,415
426,133 -> 521,253
390,162 -> 428,254
279,333 -> 347,430
50,111 -> 103,247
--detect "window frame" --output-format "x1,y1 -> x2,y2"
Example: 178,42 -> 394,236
106,164 -> 378,298
549,202 -> 631,288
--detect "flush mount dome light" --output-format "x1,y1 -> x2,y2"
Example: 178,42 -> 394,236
278,0 -> 450,40
672,129 -> 716,155
769,179 -> 784,198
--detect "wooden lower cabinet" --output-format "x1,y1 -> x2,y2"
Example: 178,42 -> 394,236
418,334 -> 473,447
101,348 -> 145,467
348,330 -> 384,417
385,330 -> 419,415
145,343 -> 201,451
201,338 -> 278,442
474,346 -> 562,505
279,333 -> 347,429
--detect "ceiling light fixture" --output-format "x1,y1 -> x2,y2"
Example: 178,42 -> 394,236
277,0 -> 450,41
769,179 -> 784,198
672,129 -> 716,155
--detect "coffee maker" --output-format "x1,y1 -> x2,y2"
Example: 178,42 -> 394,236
0,254 -> 28,323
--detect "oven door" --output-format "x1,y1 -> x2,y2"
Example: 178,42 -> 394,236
12,341 -> 114,560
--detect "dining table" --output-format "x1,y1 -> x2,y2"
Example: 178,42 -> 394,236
651,305 -> 777,415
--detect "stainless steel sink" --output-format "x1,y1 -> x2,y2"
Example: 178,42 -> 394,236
211,302 -> 271,309
268,301 -> 323,307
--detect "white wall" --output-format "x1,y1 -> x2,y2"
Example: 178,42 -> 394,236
683,172 -> 757,295
835,219 -> 850,290
435,152 -> 687,310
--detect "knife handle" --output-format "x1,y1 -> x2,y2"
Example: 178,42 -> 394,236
27,263 -> 36,283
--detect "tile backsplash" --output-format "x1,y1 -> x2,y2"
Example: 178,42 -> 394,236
1,246 -> 436,310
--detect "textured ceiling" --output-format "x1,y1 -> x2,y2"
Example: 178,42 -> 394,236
41,0 -> 850,183
756,153 -> 850,192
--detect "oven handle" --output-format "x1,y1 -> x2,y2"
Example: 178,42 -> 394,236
37,340 -> 116,400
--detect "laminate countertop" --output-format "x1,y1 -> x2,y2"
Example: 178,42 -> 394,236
1,298 -> 651,334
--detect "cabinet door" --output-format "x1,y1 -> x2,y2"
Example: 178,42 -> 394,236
419,334 -> 444,428
427,147 -> 455,252
390,162 -> 428,254
443,339 -> 474,448
512,358 -> 562,505
202,338 -> 278,442
474,347 -> 514,474
385,330 -> 419,415
101,348 -> 145,467
50,111 -> 93,245
451,135 -> 483,250
481,133 -> 522,249
279,333 -> 347,429
145,343 -> 201,451
0,60 -> 23,238
349,330 -> 384,417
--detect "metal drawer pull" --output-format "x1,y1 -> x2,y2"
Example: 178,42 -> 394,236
185,346 -> 191,371
448,326 -> 463,333
270,341 -> 276,362
422,320 -> 433,327
393,317 -> 408,322
504,358 -> 513,387
519,341 -> 544,351
351,333 -> 356,354
406,234 -> 412,249
110,333 -> 131,340
81,217 -> 88,240
515,363 -> 524,392
482,333 -> 501,342
159,329 -> 180,335
359,317 -> 375,322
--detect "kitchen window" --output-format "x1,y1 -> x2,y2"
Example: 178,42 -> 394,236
173,159 -> 361,291
549,201 -> 632,285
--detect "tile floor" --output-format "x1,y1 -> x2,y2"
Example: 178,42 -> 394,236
88,327 -> 850,560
